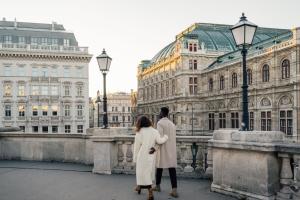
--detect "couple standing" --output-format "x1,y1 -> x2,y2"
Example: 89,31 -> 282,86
133,107 -> 178,200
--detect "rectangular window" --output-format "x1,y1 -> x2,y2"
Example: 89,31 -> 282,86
189,77 -> 197,94
52,126 -> 58,133
63,67 -> 70,77
4,66 -> 11,76
41,67 -> 48,77
52,39 -> 58,46
41,38 -> 47,45
249,112 -> 254,131
172,79 -> 175,95
64,85 -> 70,96
193,60 -> 197,70
189,60 -> 193,70
18,105 -> 25,116
77,125 -> 83,133
51,68 -> 58,77
32,126 -> 39,133
261,111 -> 271,131
52,105 -> 58,116
128,116 -> 131,121
122,107 -> 125,112
42,105 -> 48,116
209,113 -> 215,130
32,85 -> 39,95
77,105 -> 83,116
4,83 -> 12,96
41,86 -> 48,95
18,85 -> 25,96
32,105 -> 38,116
77,86 -> 83,96
42,126 -> 48,133
32,68 -> 39,77
122,116 -> 125,122
18,67 -> 25,76
219,113 -> 226,128
51,86 -> 58,95
280,110 -> 293,136
5,105 -> 11,117
65,125 -> 71,133
166,81 -> 169,97
64,105 -> 70,116
4,35 -> 12,43
231,112 -> 239,128
18,36 -> 25,44
63,39 -> 70,46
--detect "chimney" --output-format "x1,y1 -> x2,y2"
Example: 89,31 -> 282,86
2,17 -> 6,21
52,21 -> 57,31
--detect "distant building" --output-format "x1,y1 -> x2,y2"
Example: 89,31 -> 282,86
137,23 -> 300,141
90,92 -> 133,128
0,18 -> 92,134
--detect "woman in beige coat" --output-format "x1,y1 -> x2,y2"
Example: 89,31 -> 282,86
133,116 -> 168,200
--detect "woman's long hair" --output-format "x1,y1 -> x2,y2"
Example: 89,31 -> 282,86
135,116 -> 153,132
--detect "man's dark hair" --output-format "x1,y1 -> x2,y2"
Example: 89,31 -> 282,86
160,107 -> 169,117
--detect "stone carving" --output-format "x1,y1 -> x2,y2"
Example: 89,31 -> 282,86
126,143 -> 133,162
218,101 -> 225,109
260,97 -> 271,107
279,95 -> 292,106
207,103 -> 214,110
117,142 -> 124,164
249,97 -> 255,107
229,99 -> 238,108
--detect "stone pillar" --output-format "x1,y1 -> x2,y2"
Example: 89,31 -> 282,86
276,153 -> 293,200
92,137 -> 117,175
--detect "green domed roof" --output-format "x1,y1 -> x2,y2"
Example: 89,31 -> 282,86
149,23 -> 289,66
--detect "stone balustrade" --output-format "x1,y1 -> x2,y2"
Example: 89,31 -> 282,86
0,128 -> 212,178
91,129 -> 211,178
210,129 -> 300,200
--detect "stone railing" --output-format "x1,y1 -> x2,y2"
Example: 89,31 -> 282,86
210,129 -> 300,200
276,143 -> 300,199
0,128 -> 212,179
92,130 -> 211,178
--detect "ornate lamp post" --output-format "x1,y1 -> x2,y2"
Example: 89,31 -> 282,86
230,13 -> 257,131
96,49 -> 112,129
187,104 -> 198,170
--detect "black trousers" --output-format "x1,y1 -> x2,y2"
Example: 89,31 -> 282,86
156,168 -> 177,188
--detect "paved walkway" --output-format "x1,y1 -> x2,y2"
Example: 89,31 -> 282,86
0,160 -> 235,200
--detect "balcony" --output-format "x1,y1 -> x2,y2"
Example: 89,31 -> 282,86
0,43 -> 89,54
30,116 -> 39,121
17,116 -> 26,121
3,116 -> 12,121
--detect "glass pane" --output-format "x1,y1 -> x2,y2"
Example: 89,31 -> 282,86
287,111 -> 292,118
280,111 -> 285,118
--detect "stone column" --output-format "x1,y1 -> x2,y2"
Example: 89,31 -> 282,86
92,137 -> 117,175
276,153 -> 293,200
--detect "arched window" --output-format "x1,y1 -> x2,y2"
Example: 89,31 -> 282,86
282,59 -> 290,79
247,69 -> 252,85
208,78 -> 213,91
193,43 -> 197,52
262,64 -> 270,82
232,73 -> 238,88
219,76 -> 225,90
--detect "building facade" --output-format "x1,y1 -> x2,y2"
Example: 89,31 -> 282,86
90,92 -> 133,128
0,19 -> 92,134
137,23 -> 300,141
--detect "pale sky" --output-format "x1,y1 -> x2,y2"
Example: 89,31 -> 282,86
1,0 -> 299,97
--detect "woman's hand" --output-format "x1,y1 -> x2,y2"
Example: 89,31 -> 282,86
149,147 -> 156,154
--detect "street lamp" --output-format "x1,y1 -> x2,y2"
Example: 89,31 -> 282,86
230,13 -> 257,131
96,49 -> 112,129
187,104 -> 198,170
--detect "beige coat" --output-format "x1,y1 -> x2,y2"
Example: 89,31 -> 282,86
133,127 -> 168,186
156,117 -> 177,168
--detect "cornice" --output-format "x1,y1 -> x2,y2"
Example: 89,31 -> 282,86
0,50 -> 93,62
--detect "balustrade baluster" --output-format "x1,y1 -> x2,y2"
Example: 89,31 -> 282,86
276,153 -> 293,200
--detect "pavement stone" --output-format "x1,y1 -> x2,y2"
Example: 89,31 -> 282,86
0,160 -> 235,200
